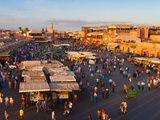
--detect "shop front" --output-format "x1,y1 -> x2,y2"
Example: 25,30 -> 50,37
49,82 -> 79,105
19,81 -> 50,102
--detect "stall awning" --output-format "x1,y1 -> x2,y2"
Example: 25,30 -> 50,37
87,32 -> 103,36
50,76 -> 76,82
49,82 -> 80,91
0,54 -> 10,57
19,82 -> 50,93
134,57 -> 160,63
24,76 -> 46,82
22,71 -> 44,77
52,71 -> 75,76
148,58 -> 160,64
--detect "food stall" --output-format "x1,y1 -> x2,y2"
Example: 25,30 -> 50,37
19,61 -> 42,70
49,82 -> 80,104
134,57 -> 160,69
79,52 -> 96,60
19,81 -> 50,101
66,51 -> 85,62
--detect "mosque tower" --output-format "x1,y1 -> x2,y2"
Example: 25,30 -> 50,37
48,23 -> 54,33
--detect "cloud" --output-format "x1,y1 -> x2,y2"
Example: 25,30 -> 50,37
0,14 -> 25,22
24,0 -> 44,5
17,8 -> 27,11
44,18 -> 153,31
44,18 -> 132,31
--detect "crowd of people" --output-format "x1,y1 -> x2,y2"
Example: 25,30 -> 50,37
0,41 -> 160,120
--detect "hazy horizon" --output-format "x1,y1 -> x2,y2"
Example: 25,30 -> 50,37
0,0 -> 159,31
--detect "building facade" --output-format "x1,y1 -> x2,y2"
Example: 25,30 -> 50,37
120,42 -> 160,58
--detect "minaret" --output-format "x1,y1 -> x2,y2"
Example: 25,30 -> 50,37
48,23 -> 53,33
47,23 -> 54,41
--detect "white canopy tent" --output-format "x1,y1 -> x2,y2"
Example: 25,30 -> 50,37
19,61 -> 42,70
148,58 -> 160,64
47,67 -> 70,75
89,60 -> 95,64
22,71 -> 44,77
50,76 -> 76,82
19,82 -> 50,93
53,71 -> 75,76
134,57 -> 160,64
24,76 -> 46,82
67,51 -> 85,58
134,57 -> 149,61
27,66 -> 43,71
49,82 -> 80,91
79,52 -> 96,59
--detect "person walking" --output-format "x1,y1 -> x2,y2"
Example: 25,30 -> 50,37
88,115 -> 93,120
68,101 -> 72,114
109,79 -> 113,86
129,77 -> 132,84
10,96 -> 14,107
73,94 -> 77,104
12,80 -> 15,89
63,102 -> 69,115
14,80 -> 17,89
102,109 -> 105,120
96,78 -> 99,86
97,109 -> 101,120
4,110 -> 9,120
0,92 -> 3,103
138,81 -> 140,90
19,108 -> 24,120
5,96 -> 9,108
111,82 -> 116,92
36,100 -> 40,112
148,82 -> 151,91
106,77 -> 109,85
93,92 -> 97,103
87,82 -> 90,90
113,65 -> 116,71
52,110 -> 56,120
102,89 -> 105,98
124,101 -> 127,113
90,91 -> 93,102
21,95 -> 25,108
105,89 -> 109,99
141,82 -> 145,90
8,81 -> 11,89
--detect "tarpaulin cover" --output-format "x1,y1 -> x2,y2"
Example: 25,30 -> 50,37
49,82 -> 79,91
50,76 -> 76,82
22,71 -> 44,77
19,82 -> 50,93
24,76 -> 46,82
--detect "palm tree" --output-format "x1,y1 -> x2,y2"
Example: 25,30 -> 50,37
24,28 -> 29,33
45,27 -> 48,32
19,27 -> 22,31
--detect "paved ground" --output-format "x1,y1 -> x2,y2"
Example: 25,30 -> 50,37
0,51 -> 160,120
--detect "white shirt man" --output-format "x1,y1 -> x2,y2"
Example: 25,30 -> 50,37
52,111 -> 55,120
69,102 -> 73,113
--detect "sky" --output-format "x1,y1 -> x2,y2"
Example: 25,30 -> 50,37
0,0 -> 160,31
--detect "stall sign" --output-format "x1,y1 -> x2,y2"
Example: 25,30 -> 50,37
59,91 -> 69,99
30,92 -> 44,101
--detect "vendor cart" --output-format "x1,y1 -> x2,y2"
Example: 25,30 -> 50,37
126,90 -> 137,98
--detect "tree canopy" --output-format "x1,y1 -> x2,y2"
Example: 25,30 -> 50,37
45,27 -> 48,32
24,27 -> 29,33
42,28 -> 45,34
19,27 -> 22,31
